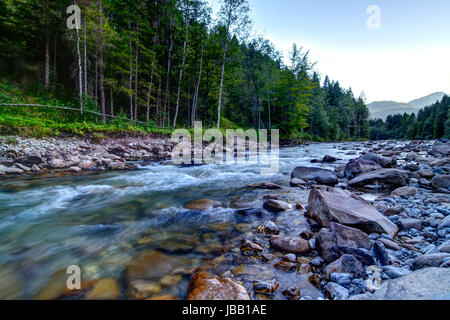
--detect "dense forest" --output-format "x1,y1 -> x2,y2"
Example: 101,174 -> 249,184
0,0 -> 371,140
370,95 -> 450,140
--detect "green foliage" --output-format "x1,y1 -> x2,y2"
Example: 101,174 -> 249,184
0,0 -> 371,141
369,95 -> 450,140
0,82 -> 172,137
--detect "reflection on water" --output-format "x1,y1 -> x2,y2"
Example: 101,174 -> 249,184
0,142 -> 374,299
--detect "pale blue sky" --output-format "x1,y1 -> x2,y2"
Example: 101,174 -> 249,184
208,0 -> 450,103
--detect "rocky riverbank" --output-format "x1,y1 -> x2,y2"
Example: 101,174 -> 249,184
0,135 -> 175,177
182,139 -> 450,300
2,138 -> 450,300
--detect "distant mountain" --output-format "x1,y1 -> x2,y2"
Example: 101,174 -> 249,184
368,92 -> 447,120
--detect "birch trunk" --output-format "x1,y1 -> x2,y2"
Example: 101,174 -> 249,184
44,0 -> 50,90
128,17 -> 134,121
75,0 -> 83,111
191,40 -> 204,128
98,1 -> 106,124
145,65 -> 154,123
83,0 -> 88,95
217,40 -> 228,129
163,21 -> 174,128
173,21 -> 189,128
133,7 -> 139,123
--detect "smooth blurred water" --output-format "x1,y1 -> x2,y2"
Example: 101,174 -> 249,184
0,142 -> 363,299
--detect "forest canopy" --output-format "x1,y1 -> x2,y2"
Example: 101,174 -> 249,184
1,0 -> 373,140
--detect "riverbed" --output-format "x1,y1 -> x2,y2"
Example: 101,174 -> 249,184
0,142 -> 402,299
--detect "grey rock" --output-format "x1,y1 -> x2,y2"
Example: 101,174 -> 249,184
344,158 -> 381,179
326,282 -> 350,300
384,206 -> 405,216
324,254 -> 365,280
291,166 -> 338,186
392,186 -> 417,197
438,215 -> 450,230
349,169 -> 409,188
316,223 -> 372,262
417,169 -> 435,179
310,257 -> 324,267
431,175 -> 450,189
370,267 -> 450,300
330,273 -> 353,286
349,293 -> 373,300
373,241 -> 389,266
398,218 -> 424,231
263,200 -> 292,213
362,152 -> 397,168
270,236 -> 310,254
308,187 -> 398,237
382,266 -> 411,279
290,178 -> 307,187
411,253 -> 450,270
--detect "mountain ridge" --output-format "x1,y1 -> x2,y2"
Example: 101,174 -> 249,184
368,92 -> 447,120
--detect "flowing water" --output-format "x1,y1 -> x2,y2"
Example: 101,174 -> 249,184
0,142 -> 376,299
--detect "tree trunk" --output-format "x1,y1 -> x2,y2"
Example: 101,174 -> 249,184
156,78 -> 162,125
110,87 -> 113,116
163,21 -> 174,128
145,65 -> 154,123
83,0 -> 88,96
191,40 -> 204,128
44,0 -> 50,90
98,1 -> 105,124
128,16 -> 134,121
173,20 -> 189,128
267,69 -> 271,129
217,40 -> 228,129
75,1 -> 83,111
134,11 -> 139,122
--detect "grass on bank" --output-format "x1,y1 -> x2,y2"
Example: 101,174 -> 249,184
0,81 -> 174,138
0,81 -> 353,143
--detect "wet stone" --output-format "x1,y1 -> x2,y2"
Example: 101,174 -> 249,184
282,287 -> 302,300
253,280 -> 280,295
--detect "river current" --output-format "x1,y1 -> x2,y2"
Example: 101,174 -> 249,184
0,142 -> 398,299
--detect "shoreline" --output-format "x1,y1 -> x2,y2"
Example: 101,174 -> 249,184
0,134 -> 447,180
0,134 -> 175,178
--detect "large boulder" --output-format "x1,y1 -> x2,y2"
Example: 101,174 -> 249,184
344,158 -> 381,179
308,187 -> 398,237
348,169 -> 409,188
370,268 -> 450,300
431,175 -> 450,189
291,167 -> 338,186
316,223 -> 372,262
361,152 -> 397,168
187,272 -> 250,300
